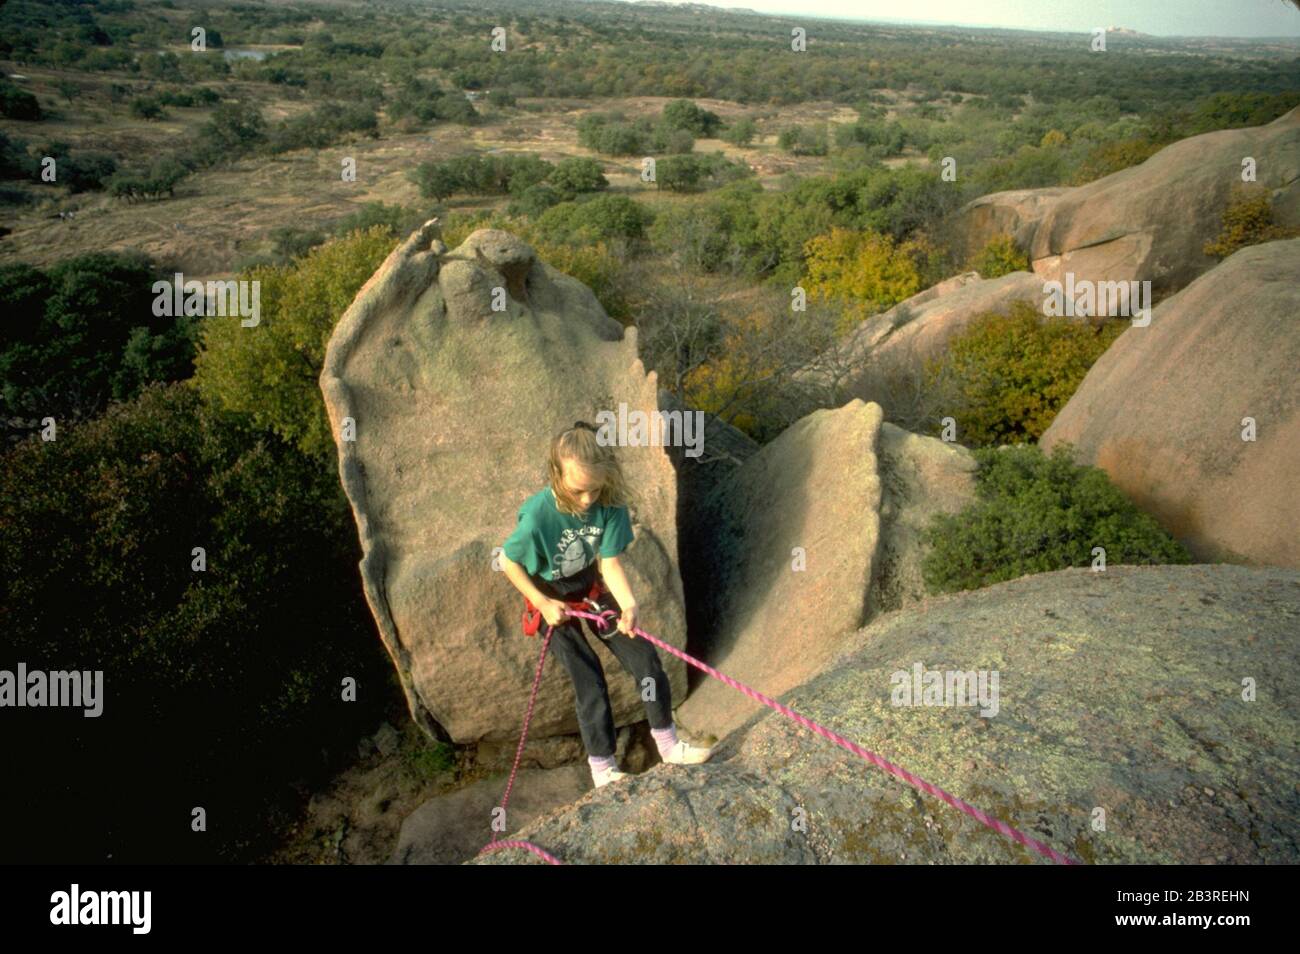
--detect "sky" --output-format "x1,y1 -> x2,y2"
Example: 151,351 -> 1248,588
621,0 -> 1300,38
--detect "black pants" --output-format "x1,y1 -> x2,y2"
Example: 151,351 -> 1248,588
534,565 -> 673,759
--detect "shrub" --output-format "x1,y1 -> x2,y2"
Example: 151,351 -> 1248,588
533,240 -> 632,323
656,154 -> 705,192
190,102 -> 267,166
576,113 -> 647,155
38,145 -> 119,192
0,78 -> 42,120
778,123 -> 828,156
129,96 -> 165,120
721,116 -> 757,146
922,300 -> 1127,447
548,156 -> 608,197
1070,137 -> 1164,185
106,156 -> 189,201
1202,185 -> 1300,259
968,233 -> 1029,278
661,99 -> 722,137
409,153 -> 553,200
507,182 -> 563,218
802,227 -> 932,332
267,102 -> 378,153
156,86 -> 222,108
533,194 -> 653,245
920,442 -> 1193,595
0,130 -> 35,179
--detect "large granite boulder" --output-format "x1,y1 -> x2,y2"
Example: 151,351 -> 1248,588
320,224 -> 686,743
1041,238 -> 1300,569
946,107 -> 1300,300
468,564 -> 1300,864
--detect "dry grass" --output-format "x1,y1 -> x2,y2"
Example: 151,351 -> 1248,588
2,69 -> 929,281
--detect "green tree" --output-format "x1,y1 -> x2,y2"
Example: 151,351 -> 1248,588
534,194 -> 653,245
191,227 -> 398,459
656,154 -> 704,192
922,301 -> 1128,447
661,99 -> 722,137
1,380 -> 391,862
0,253 -> 198,429
920,443 -> 1192,595
549,156 -> 608,197
721,116 -> 757,146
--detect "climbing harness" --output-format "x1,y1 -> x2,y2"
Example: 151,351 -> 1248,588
521,577 -> 612,637
480,607 -> 1082,866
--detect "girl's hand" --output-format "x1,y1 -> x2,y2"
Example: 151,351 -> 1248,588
617,604 -> 639,638
540,598 -> 571,627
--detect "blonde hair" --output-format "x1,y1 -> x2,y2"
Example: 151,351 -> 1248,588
548,422 -> 633,517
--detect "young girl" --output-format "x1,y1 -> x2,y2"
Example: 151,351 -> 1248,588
499,421 -> 712,787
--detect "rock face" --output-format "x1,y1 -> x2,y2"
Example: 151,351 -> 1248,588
951,187 -> 1070,265
1029,107 -> 1299,296
870,421 -> 980,616
320,224 -> 686,743
390,765 -> 590,865
468,564 -> 1300,864
1040,238 -> 1300,569
950,106 -> 1300,298
674,399 -> 978,743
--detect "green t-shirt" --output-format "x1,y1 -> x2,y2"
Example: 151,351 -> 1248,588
502,486 -> 634,582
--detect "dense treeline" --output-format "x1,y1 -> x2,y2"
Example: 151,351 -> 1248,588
2,0 -> 1296,112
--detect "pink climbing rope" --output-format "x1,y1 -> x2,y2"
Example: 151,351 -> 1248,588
479,619 -> 565,865
479,607 -> 1082,866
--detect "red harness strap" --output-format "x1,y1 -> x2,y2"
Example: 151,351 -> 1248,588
521,576 -> 608,637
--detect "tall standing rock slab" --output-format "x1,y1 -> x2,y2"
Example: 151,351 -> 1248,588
1041,238 -> 1300,569
676,399 -> 884,742
320,224 -> 686,743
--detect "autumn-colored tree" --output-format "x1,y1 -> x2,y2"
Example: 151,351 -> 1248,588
1203,184 -> 1300,259
802,227 -> 932,335
968,233 -> 1029,278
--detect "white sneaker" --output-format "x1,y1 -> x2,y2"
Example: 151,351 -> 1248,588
592,766 -> 631,787
661,739 -> 713,765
